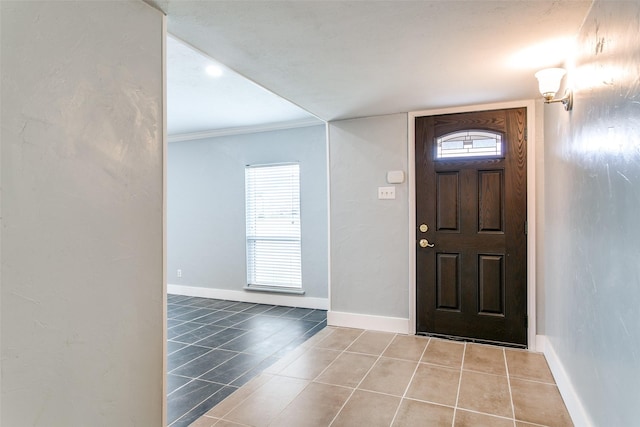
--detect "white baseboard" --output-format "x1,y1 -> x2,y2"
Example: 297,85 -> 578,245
327,311 -> 410,334
535,334 -> 546,352
168,284 -> 328,310
539,335 -> 593,427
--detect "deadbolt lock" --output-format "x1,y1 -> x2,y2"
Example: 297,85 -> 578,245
419,224 -> 429,233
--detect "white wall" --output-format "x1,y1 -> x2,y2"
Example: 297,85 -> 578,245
167,125 -> 328,303
328,114 -> 409,321
1,1 -> 164,425
543,1 -> 640,425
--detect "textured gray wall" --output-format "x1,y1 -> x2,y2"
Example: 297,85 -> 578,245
328,114 -> 409,318
1,1 -> 164,425
543,1 -> 640,425
167,125 -> 328,299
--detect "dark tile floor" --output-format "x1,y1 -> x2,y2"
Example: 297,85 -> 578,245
166,294 -> 327,426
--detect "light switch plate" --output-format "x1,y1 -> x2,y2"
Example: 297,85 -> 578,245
378,186 -> 396,200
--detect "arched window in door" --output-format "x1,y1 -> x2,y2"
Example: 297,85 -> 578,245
436,130 -> 503,159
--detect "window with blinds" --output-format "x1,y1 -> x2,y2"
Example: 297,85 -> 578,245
245,163 -> 302,289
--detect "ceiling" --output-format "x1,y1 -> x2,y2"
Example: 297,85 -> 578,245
167,35 -> 321,135
153,0 -> 593,135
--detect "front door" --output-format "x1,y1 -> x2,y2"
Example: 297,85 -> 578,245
415,108 -> 527,346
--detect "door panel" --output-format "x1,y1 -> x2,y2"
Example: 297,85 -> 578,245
416,108 -> 527,346
478,254 -> 504,315
478,170 -> 504,232
436,173 -> 460,231
436,253 -> 460,310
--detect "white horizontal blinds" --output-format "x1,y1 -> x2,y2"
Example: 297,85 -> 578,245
245,163 -> 302,288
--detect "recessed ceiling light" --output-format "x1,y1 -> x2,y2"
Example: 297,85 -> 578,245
205,65 -> 223,78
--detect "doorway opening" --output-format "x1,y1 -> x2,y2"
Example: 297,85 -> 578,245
163,33 -> 330,426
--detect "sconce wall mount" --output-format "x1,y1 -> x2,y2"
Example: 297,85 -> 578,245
535,67 -> 573,111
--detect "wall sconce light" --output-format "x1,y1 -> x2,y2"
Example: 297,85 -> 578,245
534,68 -> 573,111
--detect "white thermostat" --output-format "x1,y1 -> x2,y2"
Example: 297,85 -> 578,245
386,170 -> 405,184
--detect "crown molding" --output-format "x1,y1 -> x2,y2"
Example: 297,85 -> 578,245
168,118 -> 324,143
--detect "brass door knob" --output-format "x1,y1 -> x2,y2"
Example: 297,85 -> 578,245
419,239 -> 435,248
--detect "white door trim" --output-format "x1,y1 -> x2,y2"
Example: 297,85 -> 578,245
407,100 -> 538,350
161,13 -> 168,427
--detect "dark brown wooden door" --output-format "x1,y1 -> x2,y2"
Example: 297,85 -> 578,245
416,108 -> 527,346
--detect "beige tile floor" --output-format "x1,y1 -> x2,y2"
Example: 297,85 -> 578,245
190,327 -> 573,427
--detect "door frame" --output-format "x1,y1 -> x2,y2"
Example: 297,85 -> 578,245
408,100 -> 539,350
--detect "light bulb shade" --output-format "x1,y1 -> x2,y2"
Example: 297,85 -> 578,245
535,68 -> 566,99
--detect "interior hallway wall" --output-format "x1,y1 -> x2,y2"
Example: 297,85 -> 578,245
328,114 -> 409,320
167,125 -> 328,300
543,1 -> 640,425
1,1 -> 164,425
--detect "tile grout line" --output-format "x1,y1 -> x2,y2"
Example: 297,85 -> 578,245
217,327 -> 338,425
402,395 -> 519,420
308,330 -> 366,381
261,327 -> 334,377
170,306 -> 250,322
503,348 -> 517,427
451,342 -> 467,427
458,365 -> 519,379
168,349 -> 247,423
167,375 -> 231,399
505,376 -> 559,386
511,421 -> 552,427
172,327 -> 246,348
168,384 -> 230,427
327,331 -> 397,427
338,347 -> 434,363
258,327 -> 356,427
168,346 -> 237,377
442,404 -> 520,422
396,395 -> 454,409
210,329 -> 336,423
206,320 -> 327,389
166,377 -> 194,399
209,377 -> 267,422
168,320 -> 226,344
334,388 -> 457,410
388,336 -> 432,426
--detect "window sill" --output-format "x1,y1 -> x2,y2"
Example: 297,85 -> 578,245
244,285 -> 305,295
